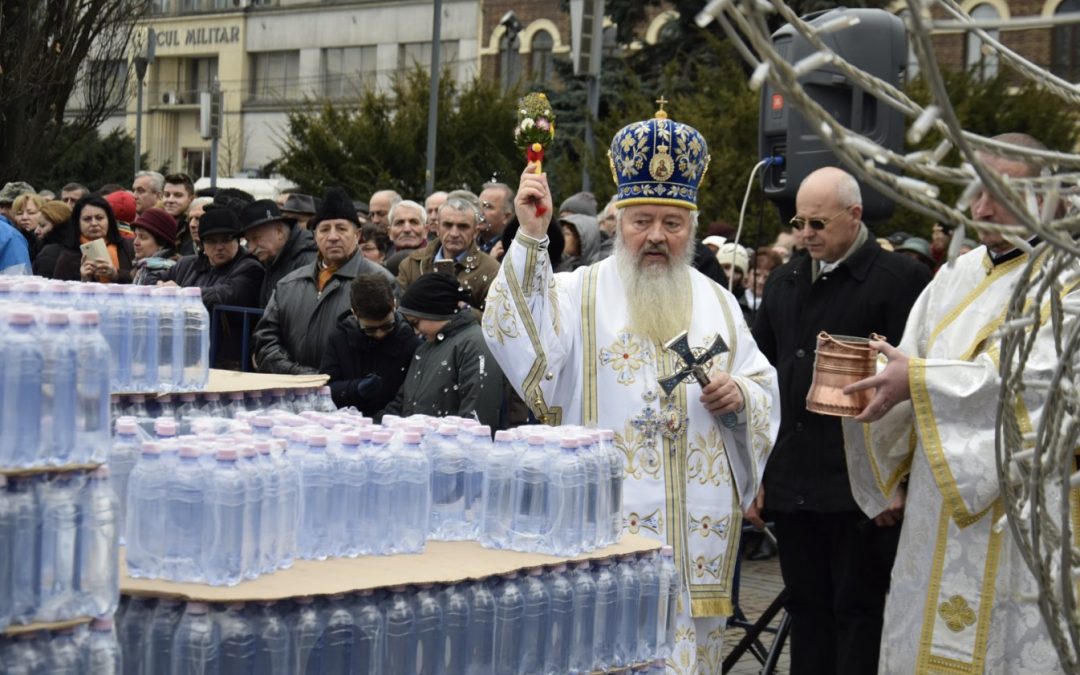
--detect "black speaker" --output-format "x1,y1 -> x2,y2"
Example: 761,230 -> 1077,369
759,8 -> 907,223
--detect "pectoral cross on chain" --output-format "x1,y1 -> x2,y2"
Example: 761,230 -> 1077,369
658,330 -> 757,510
658,331 -> 736,429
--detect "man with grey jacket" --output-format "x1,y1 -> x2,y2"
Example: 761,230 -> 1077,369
253,187 -> 395,374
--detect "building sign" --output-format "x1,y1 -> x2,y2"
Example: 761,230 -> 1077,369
153,25 -> 240,49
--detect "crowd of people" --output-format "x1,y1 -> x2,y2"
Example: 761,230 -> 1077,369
0,110 -> 1070,673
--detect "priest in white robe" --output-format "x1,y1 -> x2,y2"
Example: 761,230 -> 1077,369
484,107 -> 780,674
841,133 -> 1072,673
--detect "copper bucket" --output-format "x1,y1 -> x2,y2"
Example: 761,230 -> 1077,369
805,332 -> 885,417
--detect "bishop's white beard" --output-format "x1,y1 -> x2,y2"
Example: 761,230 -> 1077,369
614,231 -> 695,346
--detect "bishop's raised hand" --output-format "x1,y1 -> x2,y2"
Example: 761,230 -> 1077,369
514,162 -> 552,240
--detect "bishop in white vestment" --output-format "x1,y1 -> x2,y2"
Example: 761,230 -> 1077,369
484,108 -> 780,674
841,138 -> 1073,673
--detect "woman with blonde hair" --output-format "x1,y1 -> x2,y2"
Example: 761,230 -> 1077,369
36,200 -> 72,241
11,193 -> 44,234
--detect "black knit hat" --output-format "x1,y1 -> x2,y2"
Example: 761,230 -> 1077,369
399,272 -> 471,320
310,187 -> 360,230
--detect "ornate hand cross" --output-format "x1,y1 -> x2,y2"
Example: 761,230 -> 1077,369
658,331 -> 737,429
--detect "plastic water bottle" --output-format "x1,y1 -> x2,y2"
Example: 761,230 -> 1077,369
0,477 -> 11,631
239,445 -> 264,579
127,286 -> 159,391
109,418 -> 140,543
37,473 -> 81,621
314,385 -> 336,412
4,632 -> 46,675
352,590 -> 384,675
493,572 -> 525,675
76,466 -> 119,618
202,392 -> 227,418
180,287 -> 210,390
152,286 -> 184,391
580,435 -> 602,549
466,580 -> 496,675
72,311 -> 112,463
1,311 -> 43,467
5,476 -> 37,623
101,285 -> 132,391
569,560 -> 597,674
480,431 -> 517,550
520,567 -> 551,675
175,393 -> 200,419
39,311 -> 77,466
119,595 -> 154,675
252,601 -> 292,675
337,432 -> 367,557
289,596 -> 324,674
394,431 -> 431,554
87,617 -> 123,675
45,626 -> 85,674
256,442 -> 281,574
443,582 -> 471,675
322,593 -> 357,675
637,552 -> 662,662
415,583 -> 445,675
171,602 -> 220,675
593,558 -> 619,671
274,441 -> 300,570
545,563 -> 575,675
299,435 -> 333,560
384,587 -> 417,675
614,554 -> 643,667
204,449 -> 246,586
144,597 -> 184,675
126,443 -> 167,579
658,546 -> 679,659
550,438 -> 586,556
218,602 -> 256,674
464,425 -> 490,536
600,430 -> 624,544
428,424 -> 469,540
510,436 -> 551,553
164,443 -> 207,582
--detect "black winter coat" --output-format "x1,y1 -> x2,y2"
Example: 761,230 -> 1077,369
751,237 -> 930,513
165,250 -> 265,311
258,226 -> 319,308
319,311 -> 422,416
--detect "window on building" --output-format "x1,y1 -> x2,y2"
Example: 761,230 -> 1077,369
529,30 -> 554,83
184,148 -> 210,179
189,57 -> 219,102
323,46 -> 378,98
250,51 -> 300,101
1052,0 -> 1080,82
151,0 -> 171,13
398,40 -> 460,74
602,25 -> 620,59
965,3 -> 1000,80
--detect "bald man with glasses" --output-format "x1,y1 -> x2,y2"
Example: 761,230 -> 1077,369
750,166 -> 931,674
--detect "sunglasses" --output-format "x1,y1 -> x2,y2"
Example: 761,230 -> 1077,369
359,318 -> 396,336
789,205 -> 853,231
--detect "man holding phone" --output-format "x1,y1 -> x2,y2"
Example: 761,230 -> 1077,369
396,195 -> 500,311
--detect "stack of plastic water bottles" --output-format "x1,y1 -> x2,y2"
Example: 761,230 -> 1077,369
122,414 -> 434,586
117,547 -> 679,675
471,426 -> 623,556
0,469 -> 119,627
111,385 -> 338,428
0,307 -> 112,469
0,617 -> 122,674
0,277 -> 211,393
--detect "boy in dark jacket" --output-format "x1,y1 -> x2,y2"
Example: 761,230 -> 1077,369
320,273 -> 421,416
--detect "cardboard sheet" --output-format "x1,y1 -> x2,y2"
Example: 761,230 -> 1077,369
118,369 -> 329,397
121,535 -> 662,602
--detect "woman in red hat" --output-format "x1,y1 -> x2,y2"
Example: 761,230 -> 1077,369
131,207 -> 180,285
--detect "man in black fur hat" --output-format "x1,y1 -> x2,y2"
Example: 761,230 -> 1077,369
253,187 -> 396,375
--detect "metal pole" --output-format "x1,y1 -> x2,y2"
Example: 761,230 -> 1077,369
582,74 -> 599,192
134,57 -> 147,177
424,0 -> 442,197
210,80 -> 220,189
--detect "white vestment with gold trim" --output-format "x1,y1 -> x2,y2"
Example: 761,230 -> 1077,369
484,233 -> 780,674
842,247 -> 1076,673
